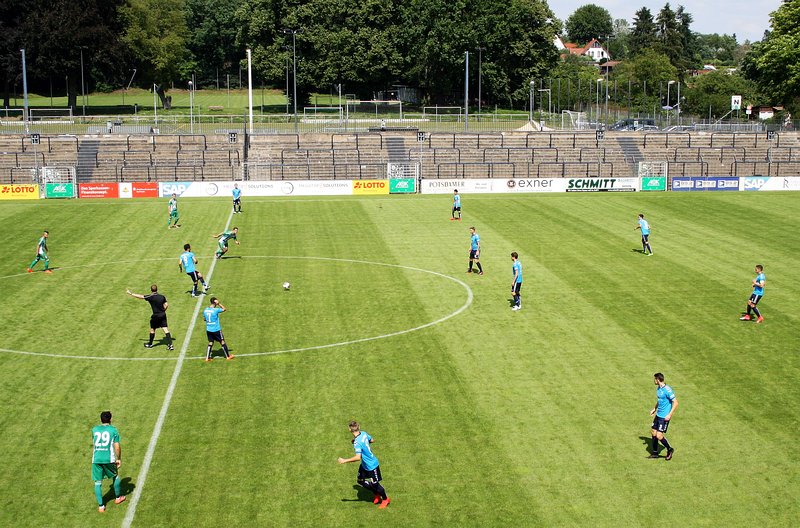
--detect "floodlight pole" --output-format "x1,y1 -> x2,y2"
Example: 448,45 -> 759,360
79,46 -> 87,119
20,48 -> 29,134
529,81 -> 535,124
476,47 -> 484,120
247,48 -> 253,134
284,29 -> 303,135
188,79 -> 194,133
464,51 -> 469,131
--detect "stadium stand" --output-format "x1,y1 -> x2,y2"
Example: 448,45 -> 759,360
1,131 -> 799,184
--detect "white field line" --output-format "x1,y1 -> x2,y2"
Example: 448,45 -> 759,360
121,210 -> 234,528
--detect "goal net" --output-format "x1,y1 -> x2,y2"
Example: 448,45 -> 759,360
637,161 -> 668,178
561,110 -> 587,130
34,166 -> 77,198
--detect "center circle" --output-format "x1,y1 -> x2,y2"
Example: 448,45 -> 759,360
0,256 -> 473,361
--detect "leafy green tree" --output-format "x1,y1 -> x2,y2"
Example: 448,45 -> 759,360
682,71 -> 757,118
629,7 -> 656,56
565,4 -> 612,45
186,0 -> 244,87
742,0 -> 800,112
696,34 -> 739,65
612,48 -> 678,113
609,19 -> 631,59
0,0 -> 28,108
654,3 -> 681,67
120,0 -> 194,107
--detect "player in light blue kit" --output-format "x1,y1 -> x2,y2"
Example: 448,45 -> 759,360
467,226 -> 483,274
649,372 -> 678,460
232,183 -> 242,214
451,189 -> 461,220
338,421 -> 390,508
635,213 -> 653,255
740,264 -> 766,323
511,252 -> 523,310
179,243 -> 208,297
203,297 -> 232,361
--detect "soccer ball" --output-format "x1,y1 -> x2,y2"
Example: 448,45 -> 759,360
282,282 -> 291,290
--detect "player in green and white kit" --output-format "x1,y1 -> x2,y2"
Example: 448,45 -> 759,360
27,230 -> 52,273
213,227 -> 239,259
167,193 -> 180,228
91,411 -> 125,512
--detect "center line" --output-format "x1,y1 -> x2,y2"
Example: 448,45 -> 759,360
122,209 -> 235,528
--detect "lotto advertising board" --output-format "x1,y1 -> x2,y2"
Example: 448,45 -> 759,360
159,180 -> 353,198
671,177 -> 739,192
352,179 -> 390,195
739,176 -> 800,191
565,178 -> 639,192
421,178 -> 563,194
79,182 -> 118,198
0,184 -> 39,200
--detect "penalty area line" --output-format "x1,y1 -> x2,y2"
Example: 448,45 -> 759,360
121,209 -> 234,528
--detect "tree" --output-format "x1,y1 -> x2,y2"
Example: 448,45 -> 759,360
629,7 -> 656,56
609,19 -> 631,59
696,34 -> 739,66
186,0 -> 244,87
682,71 -> 757,118
565,4 -> 612,45
612,49 -> 678,113
742,0 -> 800,112
120,0 -> 194,108
654,3 -> 681,67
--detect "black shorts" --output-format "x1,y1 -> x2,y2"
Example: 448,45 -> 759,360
749,293 -> 763,305
150,312 -> 168,329
206,330 -> 224,343
469,249 -> 480,260
357,465 -> 382,484
233,198 -> 241,205
452,206 -> 461,212
513,282 -> 522,295
187,271 -> 201,282
641,234 -> 650,242
652,416 -> 670,433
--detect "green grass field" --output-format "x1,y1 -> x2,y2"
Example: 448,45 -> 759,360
0,192 -> 798,527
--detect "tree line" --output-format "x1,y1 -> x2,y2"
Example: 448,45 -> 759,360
0,0 -> 794,114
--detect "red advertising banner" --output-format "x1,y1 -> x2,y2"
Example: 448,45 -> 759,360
79,182 -> 118,198
132,182 -> 159,198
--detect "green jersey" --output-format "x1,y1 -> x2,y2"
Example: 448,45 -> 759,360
219,231 -> 237,243
37,236 -> 48,255
168,198 -> 178,214
91,424 -> 120,464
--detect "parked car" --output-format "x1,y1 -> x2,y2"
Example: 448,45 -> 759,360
610,118 -> 658,131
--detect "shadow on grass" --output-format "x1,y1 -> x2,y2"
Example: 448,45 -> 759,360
639,435 -> 662,457
341,484 -> 375,503
631,249 -> 646,254
102,477 -> 135,503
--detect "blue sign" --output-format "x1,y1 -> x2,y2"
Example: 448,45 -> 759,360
671,177 -> 739,191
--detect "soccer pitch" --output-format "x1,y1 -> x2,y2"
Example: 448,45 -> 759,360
0,192 -> 797,527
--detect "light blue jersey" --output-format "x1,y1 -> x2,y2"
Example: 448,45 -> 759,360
470,233 -> 480,251
180,251 -> 196,273
232,187 -> 242,200
203,306 -> 224,332
638,218 -> 650,235
453,194 -> 461,208
655,385 -> 676,418
353,431 -> 379,471
512,260 -> 523,283
753,272 -> 765,296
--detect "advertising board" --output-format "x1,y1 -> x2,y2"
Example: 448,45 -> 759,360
0,184 -> 39,200
740,176 -> 800,191
565,178 -> 639,192
79,183 -> 118,198
671,177 -> 739,191
44,183 -> 74,198
640,177 -> 667,192
389,178 -> 416,194
352,180 -> 390,195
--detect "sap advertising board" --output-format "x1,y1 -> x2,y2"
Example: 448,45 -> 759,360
739,176 -> 800,191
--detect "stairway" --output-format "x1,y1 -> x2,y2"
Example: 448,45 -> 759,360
385,136 -> 408,163
616,136 -> 644,176
76,138 -> 99,182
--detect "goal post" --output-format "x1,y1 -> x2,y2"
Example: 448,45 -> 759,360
35,166 -> 77,198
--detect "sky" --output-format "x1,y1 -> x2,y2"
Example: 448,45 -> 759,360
550,0 -> 783,43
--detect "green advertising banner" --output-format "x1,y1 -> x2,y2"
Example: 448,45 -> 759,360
389,178 -> 416,194
641,177 -> 667,191
45,183 -> 75,198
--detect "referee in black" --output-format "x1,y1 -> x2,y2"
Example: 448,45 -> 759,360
126,284 -> 174,350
